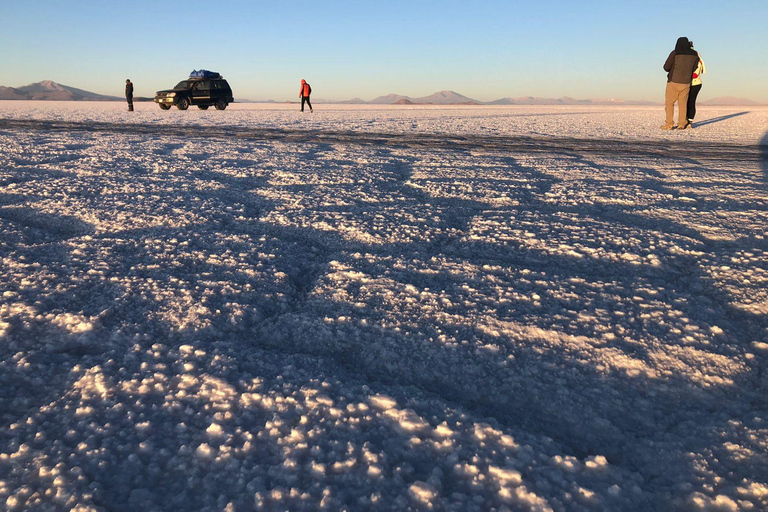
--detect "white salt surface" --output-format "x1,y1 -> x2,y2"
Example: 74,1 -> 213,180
1,101 -> 767,511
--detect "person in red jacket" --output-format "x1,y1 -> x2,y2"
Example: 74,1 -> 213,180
299,79 -> 313,113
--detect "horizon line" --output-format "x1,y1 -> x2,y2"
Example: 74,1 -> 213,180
1,80 -> 764,107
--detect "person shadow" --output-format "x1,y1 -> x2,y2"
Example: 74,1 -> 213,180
762,130 -> 768,184
693,111 -> 749,128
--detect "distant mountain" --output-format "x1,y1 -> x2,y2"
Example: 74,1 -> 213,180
334,91 -> 663,106
412,90 -> 480,105
365,91 -> 480,105
285,91 -> 479,105
368,93 -> 413,104
0,81 -> 120,101
0,86 -> 28,100
699,96 -> 761,106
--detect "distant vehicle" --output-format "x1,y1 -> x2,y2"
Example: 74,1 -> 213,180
154,72 -> 233,111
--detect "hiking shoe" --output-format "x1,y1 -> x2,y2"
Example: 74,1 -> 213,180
661,124 -> 675,130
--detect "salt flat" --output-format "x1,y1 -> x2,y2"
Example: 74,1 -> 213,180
1,101 -> 767,511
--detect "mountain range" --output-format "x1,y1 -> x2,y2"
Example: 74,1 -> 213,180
0,81 -> 121,101
367,91 -> 481,105
0,81 -> 762,106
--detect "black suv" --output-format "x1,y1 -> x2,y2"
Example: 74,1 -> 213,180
154,77 -> 234,111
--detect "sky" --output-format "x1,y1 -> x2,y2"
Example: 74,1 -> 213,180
1,0 -> 767,103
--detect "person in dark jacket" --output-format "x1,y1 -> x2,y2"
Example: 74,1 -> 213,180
662,37 -> 699,130
125,79 -> 134,112
299,79 -> 312,113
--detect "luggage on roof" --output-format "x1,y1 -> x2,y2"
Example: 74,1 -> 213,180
189,69 -> 222,79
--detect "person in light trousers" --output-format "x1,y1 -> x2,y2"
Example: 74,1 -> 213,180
662,37 -> 699,130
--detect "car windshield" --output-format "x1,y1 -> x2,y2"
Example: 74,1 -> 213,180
174,81 -> 193,90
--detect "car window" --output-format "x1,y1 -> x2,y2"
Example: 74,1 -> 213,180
175,81 -> 192,89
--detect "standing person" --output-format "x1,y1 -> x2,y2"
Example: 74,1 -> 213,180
686,41 -> 706,127
299,79 -> 312,113
662,36 -> 699,130
125,79 -> 134,112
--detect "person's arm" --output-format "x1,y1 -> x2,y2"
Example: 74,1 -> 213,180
663,51 -> 675,72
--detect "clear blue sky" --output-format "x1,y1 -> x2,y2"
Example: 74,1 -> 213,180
2,0 -> 767,103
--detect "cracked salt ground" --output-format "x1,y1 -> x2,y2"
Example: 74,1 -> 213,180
0,102 -> 767,511
1,345 -> 638,511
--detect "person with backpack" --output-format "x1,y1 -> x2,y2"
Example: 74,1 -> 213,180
299,79 -> 313,113
661,37 -> 699,130
125,79 -> 134,112
686,41 -> 706,127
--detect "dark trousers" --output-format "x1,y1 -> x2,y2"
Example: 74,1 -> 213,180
301,96 -> 312,111
686,84 -> 701,121
126,96 -> 134,111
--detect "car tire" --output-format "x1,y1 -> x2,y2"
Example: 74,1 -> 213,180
177,98 -> 189,110
198,105 -> 209,110
159,104 -> 171,110
215,100 -> 227,110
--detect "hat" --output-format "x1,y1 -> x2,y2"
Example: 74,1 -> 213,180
126,79 -> 131,82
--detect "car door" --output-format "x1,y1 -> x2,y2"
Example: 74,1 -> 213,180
218,80 -> 233,102
192,80 -> 211,105
209,80 -> 221,103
